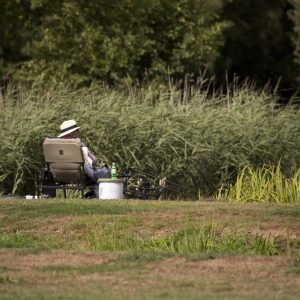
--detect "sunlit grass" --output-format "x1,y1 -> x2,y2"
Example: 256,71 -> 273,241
0,199 -> 298,256
216,162 -> 300,202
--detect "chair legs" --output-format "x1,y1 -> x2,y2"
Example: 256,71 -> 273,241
35,169 -> 87,199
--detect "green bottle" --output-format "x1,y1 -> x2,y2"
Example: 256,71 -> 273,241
111,162 -> 117,179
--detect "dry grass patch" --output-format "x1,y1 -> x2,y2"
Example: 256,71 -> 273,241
1,249 -> 300,300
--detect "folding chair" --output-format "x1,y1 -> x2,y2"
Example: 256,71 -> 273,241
35,138 -> 90,198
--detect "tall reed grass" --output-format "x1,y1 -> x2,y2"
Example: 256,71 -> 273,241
216,162 -> 300,202
1,78 -> 300,196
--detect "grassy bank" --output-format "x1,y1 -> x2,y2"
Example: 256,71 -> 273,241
0,199 -> 300,299
0,199 -> 300,255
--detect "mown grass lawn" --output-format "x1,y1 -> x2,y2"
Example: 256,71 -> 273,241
0,199 -> 300,299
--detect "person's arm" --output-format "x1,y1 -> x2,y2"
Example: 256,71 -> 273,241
88,151 -> 97,167
81,141 -> 97,167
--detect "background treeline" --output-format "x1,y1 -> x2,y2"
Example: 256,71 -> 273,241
1,0 -> 300,93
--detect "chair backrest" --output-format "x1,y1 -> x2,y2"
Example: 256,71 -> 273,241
43,138 -> 84,183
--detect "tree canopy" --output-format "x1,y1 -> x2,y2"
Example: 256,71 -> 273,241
216,0 -> 298,90
288,0 -> 300,82
1,0 -> 300,90
5,0 -> 230,85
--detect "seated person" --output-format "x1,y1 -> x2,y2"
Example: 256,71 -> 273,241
58,119 -> 110,182
42,120 -> 109,198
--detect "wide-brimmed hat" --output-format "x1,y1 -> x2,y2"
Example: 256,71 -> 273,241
57,120 -> 81,137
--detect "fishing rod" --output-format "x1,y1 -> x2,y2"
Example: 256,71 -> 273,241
119,167 -> 198,200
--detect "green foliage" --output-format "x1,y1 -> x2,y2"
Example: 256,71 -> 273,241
85,221 -> 278,255
216,162 -> 300,202
0,231 -> 35,248
288,0 -> 300,81
216,0 -> 298,88
140,224 -> 278,255
18,0 -> 230,84
1,0 -> 300,92
0,0 -> 33,80
2,80 -> 300,195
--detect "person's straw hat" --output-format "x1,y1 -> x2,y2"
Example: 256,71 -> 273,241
57,120 -> 81,137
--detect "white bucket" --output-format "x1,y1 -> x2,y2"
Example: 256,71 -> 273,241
97,178 -> 124,199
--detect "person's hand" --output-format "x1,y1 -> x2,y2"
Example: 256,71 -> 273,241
95,162 -> 108,169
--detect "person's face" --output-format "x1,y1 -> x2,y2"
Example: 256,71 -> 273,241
69,129 -> 80,138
